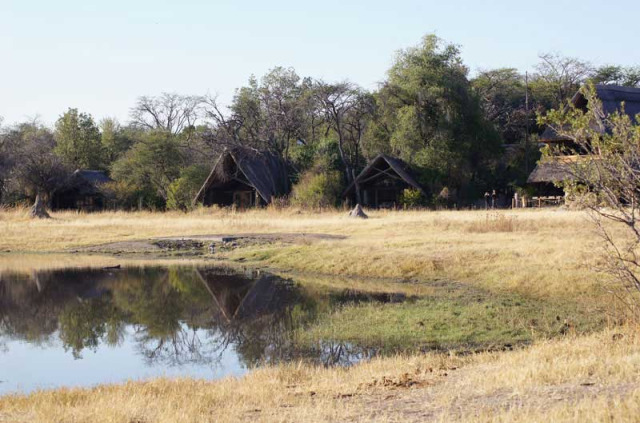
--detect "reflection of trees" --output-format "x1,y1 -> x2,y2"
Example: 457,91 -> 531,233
58,296 -> 125,359
0,266 -> 391,369
0,270 -> 107,344
113,267 -> 232,366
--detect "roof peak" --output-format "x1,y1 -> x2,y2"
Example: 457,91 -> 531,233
595,84 -> 640,94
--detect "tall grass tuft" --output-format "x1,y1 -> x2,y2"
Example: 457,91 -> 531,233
465,212 -> 517,233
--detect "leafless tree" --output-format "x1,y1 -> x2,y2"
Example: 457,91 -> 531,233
534,53 -> 593,106
542,84 -> 640,318
202,68 -> 315,158
6,123 -> 69,217
201,94 -> 245,150
0,118 -> 12,204
314,81 -> 372,188
130,93 -> 203,136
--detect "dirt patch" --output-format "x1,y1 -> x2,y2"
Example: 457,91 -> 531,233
72,233 -> 347,256
355,368 -> 638,422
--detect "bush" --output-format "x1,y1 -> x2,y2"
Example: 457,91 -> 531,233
103,180 -> 164,211
166,166 -> 209,211
291,170 -> 343,209
399,188 -> 425,209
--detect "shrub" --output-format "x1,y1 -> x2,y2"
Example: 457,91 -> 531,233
399,188 -> 426,209
102,180 -> 164,211
166,166 -> 209,211
291,170 -> 343,209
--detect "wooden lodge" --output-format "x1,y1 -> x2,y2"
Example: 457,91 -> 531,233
343,154 -> 427,208
193,147 -> 289,208
528,84 -> 640,196
51,170 -> 112,212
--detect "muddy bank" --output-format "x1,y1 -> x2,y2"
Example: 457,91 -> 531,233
71,233 -> 347,256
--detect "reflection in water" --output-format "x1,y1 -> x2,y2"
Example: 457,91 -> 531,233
0,265 -> 403,393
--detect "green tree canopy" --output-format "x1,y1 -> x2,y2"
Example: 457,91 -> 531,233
110,130 -> 183,206
367,34 -> 501,200
54,108 -> 103,169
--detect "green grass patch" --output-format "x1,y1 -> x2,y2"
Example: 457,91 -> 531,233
296,284 -> 606,353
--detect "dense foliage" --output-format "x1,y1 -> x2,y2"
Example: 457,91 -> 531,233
1,34 -> 637,211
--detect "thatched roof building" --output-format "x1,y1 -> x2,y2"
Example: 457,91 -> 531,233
194,147 -> 289,208
51,170 -> 112,211
343,154 -> 427,208
541,84 -> 640,142
530,85 -> 640,189
527,155 -> 580,185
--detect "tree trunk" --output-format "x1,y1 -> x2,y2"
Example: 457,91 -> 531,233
30,192 -> 50,219
352,168 -> 361,204
348,204 -> 368,219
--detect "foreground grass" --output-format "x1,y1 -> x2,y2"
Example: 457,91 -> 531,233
1,327 -> 637,422
0,207 -> 630,421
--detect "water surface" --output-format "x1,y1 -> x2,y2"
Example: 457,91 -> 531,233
0,265 -> 403,394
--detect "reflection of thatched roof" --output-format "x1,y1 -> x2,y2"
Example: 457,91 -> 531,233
541,84 -> 640,142
194,269 -> 293,323
343,154 -> 427,197
527,156 -> 580,183
194,147 -> 289,204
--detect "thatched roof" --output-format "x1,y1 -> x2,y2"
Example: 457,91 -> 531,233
60,170 -> 112,196
527,156 -> 580,184
194,147 -> 289,204
73,170 -> 112,185
541,84 -> 640,142
343,154 -> 427,197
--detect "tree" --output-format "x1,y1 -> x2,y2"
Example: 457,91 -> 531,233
540,84 -> 640,316
313,81 -> 372,187
530,53 -> 593,109
591,65 -> 640,87
130,93 -> 203,136
8,123 -> 69,217
110,130 -> 183,206
204,67 -> 315,158
0,118 -> 14,204
54,109 -> 103,170
100,118 -> 133,165
472,68 -> 528,144
368,34 -> 501,201
166,165 -> 209,211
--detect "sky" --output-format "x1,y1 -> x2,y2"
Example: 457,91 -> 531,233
1,0 -> 639,126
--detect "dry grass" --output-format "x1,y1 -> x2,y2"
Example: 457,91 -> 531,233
0,207 -> 633,422
0,207 -> 603,303
1,327 -> 638,422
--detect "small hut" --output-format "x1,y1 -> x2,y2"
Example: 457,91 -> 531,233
194,147 -> 289,208
343,154 -> 427,208
526,156 -> 579,196
51,170 -> 112,211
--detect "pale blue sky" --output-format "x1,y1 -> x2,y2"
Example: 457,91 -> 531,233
1,0 -> 638,125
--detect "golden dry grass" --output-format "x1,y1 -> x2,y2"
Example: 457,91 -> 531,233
0,207 -> 603,302
1,327 -> 637,422
0,207 -> 633,422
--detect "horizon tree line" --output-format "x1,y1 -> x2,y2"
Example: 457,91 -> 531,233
1,34 -> 638,215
